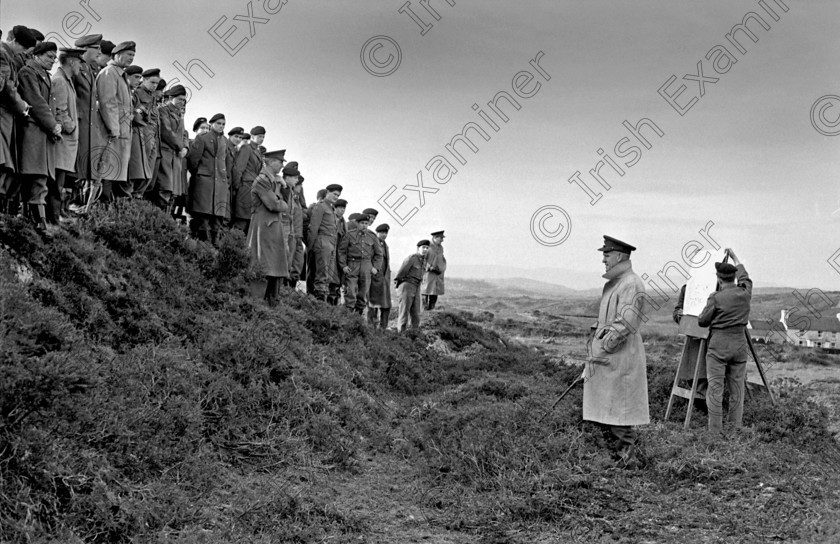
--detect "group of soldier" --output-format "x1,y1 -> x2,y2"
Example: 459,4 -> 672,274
0,26 -> 448,332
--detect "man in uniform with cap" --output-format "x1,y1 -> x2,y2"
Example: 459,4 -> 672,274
422,230 -> 447,310
338,213 -> 383,315
329,199 -> 348,305
187,112 -> 232,244
304,188 -> 327,295
394,240 -> 430,332
697,249 -> 752,437
69,33 -> 101,209
148,84 -> 188,210
126,65 -> 155,197
16,40 -> 62,236
133,67 -> 161,196
0,26 -> 35,216
49,47 -> 84,224
307,183 -> 342,302
230,126 -> 268,233
583,235 -> 650,469
278,161 -> 304,286
246,149 -> 290,306
368,223 -> 392,329
90,40 -> 135,204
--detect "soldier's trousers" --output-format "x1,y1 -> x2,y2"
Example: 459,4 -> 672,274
343,260 -> 372,312
398,281 -> 422,331
705,328 -> 748,433
312,235 -> 336,297
21,174 -> 49,205
46,170 -> 69,224
291,237 -> 304,282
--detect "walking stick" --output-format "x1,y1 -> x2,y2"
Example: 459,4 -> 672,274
538,374 -> 584,423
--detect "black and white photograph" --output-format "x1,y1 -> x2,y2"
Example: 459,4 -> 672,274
1,1 -> 839,542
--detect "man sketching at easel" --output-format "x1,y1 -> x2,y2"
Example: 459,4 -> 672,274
697,248 -> 753,436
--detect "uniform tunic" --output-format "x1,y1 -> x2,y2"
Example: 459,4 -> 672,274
582,259 -> 650,427
338,225 -> 384,310
51,67 -> 78,173
394,253 -> 426,331
307,200 -> 338,296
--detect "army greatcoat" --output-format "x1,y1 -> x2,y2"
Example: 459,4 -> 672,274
16,59 -> 57,178
72,60 -> 98,178
90,61 -> 132,181
187,130 -> 231,218
421,242 -> 446,295
51,66 -> 78,173
247,165 -> 289,278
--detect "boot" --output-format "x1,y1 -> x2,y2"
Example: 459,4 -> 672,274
367,308 -> 379,328
30,204 -> 55,239
380,309 -> 391,330
0,196 -> 6,216
209,230 -> 218,247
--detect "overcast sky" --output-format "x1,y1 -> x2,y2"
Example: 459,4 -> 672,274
2,0 -> 839,291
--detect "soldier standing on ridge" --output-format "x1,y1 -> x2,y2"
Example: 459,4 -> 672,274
126,65 -> 154,198
230,127 -> 268,234
307,183 -> 342,302
697,249 -> 752,437
69,33 -> 101,210
583,235 -> 650,469
338,213 -> 383,315
149,84 -> 188,210
422,230 -> 447,310
187,112 -> 232,245
368,223 -> 392,329
49,47 -> 83,224
133,67 -> 160,196
247,149 -> 290,307
395,239 -> 430,332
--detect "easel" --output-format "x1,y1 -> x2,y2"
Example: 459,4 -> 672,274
664,257 -> 776,429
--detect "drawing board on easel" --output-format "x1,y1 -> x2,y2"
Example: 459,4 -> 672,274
678,250 -> 727,339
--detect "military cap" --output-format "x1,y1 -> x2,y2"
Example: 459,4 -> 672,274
282,164 -> 300,177
59,47 -> 86,59
335,199 -> 348,208
227,126 -> 244,137
32,41 -> 58,56
209,113 -> 225,123
263,149 -> 286,162
597,235 -> 635,254
124,65 -> 143,76
156,79 -> 167,91
348,213 -> 361,221
240,133 -> 251,140
375,223 -> 390,233
192,117 -> 208,131
326,184 -> 343,193
165,84 -> 187,98
417,239 -> 431,247
250,125 -> 266,136
430,230 -> 445,238
715,262 -> 738,281
142,68 -> 160,78
99,40 -> 116,55
362,208 -> 378,217
359,214 -> 373,224
11,26 -> 37,49
29,28 -> 45,41
112,41 -> 136,55
74,34 -> 102,48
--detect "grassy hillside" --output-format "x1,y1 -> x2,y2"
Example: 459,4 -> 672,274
1,202 -> 840,543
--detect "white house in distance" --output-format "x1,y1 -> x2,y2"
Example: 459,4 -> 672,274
748,310 -> 840,350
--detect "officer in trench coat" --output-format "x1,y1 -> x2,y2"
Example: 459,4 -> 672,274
422,230 -> 447,310
367,223 -> 392,329
187,112 -> 232,244
583,235 -> 650,469
247,149 -> 290,306
49,47 -> 83,223
90,41 -> 135,203
148,84 -> 187,209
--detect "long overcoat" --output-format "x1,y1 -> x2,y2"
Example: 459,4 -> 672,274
421,242 -> 446,295
128,92 -> 152,180
72,60 -> 97,178
51,66 -> 78,173
247,165 -> 290,278
90,61 -> 131,181
582,260 -> 650,426
368,238 -> 391,308
134,86 -> 159,166
0,43 -> 27,173
187,130 -> 231,218
156,103 -> 185,195
16,59 -> 57,178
